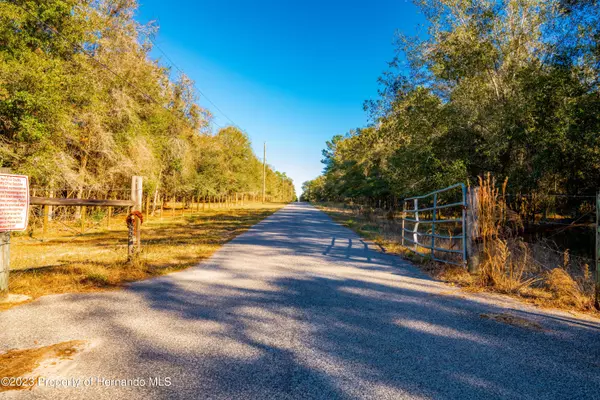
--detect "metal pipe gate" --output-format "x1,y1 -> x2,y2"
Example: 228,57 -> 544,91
401,183 -> 467,266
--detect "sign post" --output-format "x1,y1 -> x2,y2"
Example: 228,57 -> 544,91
0,172 -> 29,299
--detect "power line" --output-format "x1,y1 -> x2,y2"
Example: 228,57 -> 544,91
13,2 -> 219,130
148,38 -> 241,130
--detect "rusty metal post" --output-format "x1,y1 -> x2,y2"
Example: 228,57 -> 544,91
0,232 -> 9,299
0,168 -> 12,298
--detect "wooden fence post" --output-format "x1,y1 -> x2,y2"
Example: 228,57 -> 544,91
595,191 -> 600,310
48,189 -> 54,222
43,204 -> 49,236
160,196 -> 163,220
413,199 -> 419,252
401,201 -> 406,247
145,193 -> 150,220
80,205 -> 86,234
466,186 -> 481,273
134,176 -> 142,250
129,176 -> 143,258
431,193 -> 437,258
151,184 -> 159,216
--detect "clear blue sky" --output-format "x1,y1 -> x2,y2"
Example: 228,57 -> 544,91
135,0 -> 424,196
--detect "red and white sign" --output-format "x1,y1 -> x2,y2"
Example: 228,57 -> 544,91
0,174 -> 29,232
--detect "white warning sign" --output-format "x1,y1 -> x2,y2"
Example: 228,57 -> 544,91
0,174 -> 29,232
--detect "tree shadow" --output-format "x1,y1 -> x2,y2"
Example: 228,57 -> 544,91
6,204 -> 600,399
78,204 -> 600,399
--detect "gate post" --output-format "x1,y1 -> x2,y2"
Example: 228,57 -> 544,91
431,193 -> 437,259
595,191 -> 600,309
466,186 -> 480,273
401,200 -> 406,247
413,199 -> 419,252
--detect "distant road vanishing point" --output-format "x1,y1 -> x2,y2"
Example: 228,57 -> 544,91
1,203 -> 599,399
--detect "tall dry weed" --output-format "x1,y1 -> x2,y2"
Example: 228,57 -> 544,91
473,174 -> 594,309
545,268 -> 591,309
476,174 -> 538,293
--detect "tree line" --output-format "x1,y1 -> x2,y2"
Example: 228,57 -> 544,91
302,0 -> 600,205
0,0 -> 295,203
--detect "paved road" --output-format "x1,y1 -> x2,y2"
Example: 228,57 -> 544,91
1,203 -> 600,399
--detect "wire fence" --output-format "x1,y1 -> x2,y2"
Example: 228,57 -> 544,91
334,190 -> 597,272
22,188 -> 283,242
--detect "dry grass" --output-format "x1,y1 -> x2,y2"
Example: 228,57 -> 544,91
545,267 -> 590,309
479,313 -> 543,331
474,174 -> 595,310
476,175 -> 537,292
0,340 -> 86,392
7,203 -> 283,301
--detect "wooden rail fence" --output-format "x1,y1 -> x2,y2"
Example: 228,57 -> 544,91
0,176 -> 143,299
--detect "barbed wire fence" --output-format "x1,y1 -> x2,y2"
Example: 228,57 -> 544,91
23,187 -> 285,243
325,190 -> 598,300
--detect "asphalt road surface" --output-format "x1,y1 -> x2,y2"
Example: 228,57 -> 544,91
1,203 -> 600,399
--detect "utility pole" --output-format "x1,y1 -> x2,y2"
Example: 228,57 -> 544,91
262,142 -> 266,203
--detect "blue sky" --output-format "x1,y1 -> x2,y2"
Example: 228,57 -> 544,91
135,0 -> 424,196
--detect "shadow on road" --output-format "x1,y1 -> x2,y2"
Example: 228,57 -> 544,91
68,204 -> 600,399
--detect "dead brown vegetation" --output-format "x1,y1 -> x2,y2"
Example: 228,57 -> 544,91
474,174 -> 595,310
317,178 -> 598,315
0,340 -> 86,392
7,204 -> 283,301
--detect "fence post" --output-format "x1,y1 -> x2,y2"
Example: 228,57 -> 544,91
129,176 -> 143,258
80,205 -> 86,234
43,204 -> 49,236
401,201 -> 406,247
107,206 -> 112,230
466,186 -> 480,273
160,196 -> 163,220
431,193 -> 437,259
145,193 -> 150,220
134,176 -> 142,250
594,191 -> 600,310
413,199 -> 419,252
48,189 -> 54,222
